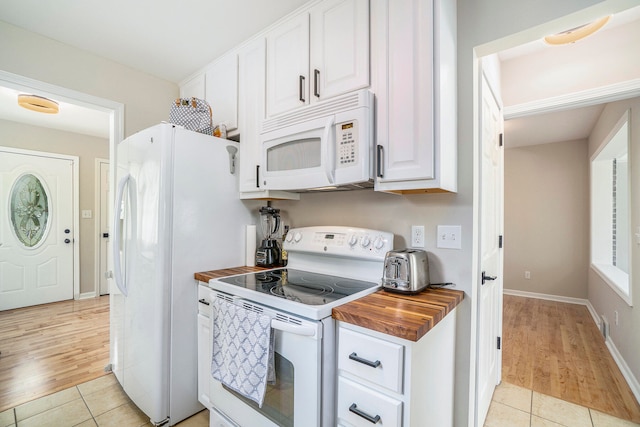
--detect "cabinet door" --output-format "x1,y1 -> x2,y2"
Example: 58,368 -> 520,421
197,313 -> 212,408
310,0 -> 369,101
380,0 -> 434,183
205,53 -> 238,131
238,38 -> 266,193
266,13 -> 310,117
180,74 -> 205,99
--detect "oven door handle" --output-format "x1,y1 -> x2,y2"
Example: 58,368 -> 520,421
271,319 -> 316,337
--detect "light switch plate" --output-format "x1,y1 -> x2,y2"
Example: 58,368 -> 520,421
82,210 -> 92,219
437,225 -> 461,249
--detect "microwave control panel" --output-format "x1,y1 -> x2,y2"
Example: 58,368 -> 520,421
336,120 -> 358,168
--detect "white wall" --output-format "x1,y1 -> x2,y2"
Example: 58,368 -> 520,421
504,139 -> 589,298
0,119 -> 108,295
587,96 -> 640,391
0,21 -> 178,137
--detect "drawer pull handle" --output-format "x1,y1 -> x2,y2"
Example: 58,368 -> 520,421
349,352 -> 381,368
349,403 -> 381,424
198,298 -> 210,306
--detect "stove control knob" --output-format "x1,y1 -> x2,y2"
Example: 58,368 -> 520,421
374,236 -> 385,250
361,235 -> 371,248
348,235 -> 358,247
293,232 -> 302,242
285,233 -> 293,243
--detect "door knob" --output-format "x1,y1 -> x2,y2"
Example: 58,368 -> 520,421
64,229 -> 70,234
64,239 -> 71,244
482,271 -> 497,285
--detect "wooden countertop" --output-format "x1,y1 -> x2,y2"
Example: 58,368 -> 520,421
332,288 -> 464,342
194,266 -> 269,283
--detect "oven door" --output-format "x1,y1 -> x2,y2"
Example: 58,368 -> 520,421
208,300 -> 324,427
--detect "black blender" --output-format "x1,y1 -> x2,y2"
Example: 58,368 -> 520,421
256,206 -> 281,267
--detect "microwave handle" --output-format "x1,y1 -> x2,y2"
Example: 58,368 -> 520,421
377,145 -> 384,178
324,116 -> 336,184
256,165 -> 260,188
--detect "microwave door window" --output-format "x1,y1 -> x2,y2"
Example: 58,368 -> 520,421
266,138 -> 321,172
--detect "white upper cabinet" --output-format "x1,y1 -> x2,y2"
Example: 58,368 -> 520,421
205,53 -> 238,132
238,37 -> 300,200
310,0 -> 370,101
180,74 -> 205,99
266,0 -> 370,117
266,14 -> 310,117
372,0 -> 457,193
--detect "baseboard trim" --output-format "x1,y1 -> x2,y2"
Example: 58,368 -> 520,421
504,288 -> 639,405
605,336 -> 640,404
78,292 -> 97,300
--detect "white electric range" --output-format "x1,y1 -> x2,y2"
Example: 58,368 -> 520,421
200,226 -> 393,427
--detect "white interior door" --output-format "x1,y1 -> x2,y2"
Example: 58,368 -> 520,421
477,72 -> 504,424
0,149 -> 75,310
98,159 -> 110,295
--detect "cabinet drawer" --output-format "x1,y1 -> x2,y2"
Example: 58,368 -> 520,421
337,377 -> 402,427
338,327 -> 404,393
197,285 -> 212,317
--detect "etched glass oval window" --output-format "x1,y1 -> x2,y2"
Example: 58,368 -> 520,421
10,173 -> 51,248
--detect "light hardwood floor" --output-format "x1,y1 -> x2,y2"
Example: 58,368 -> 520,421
502,294 -> 640,423
0,296 -> 110,412
2,294 -> 639,424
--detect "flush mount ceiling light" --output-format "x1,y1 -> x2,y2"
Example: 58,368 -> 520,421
544,15 -> 611,45
18,94 -> 59,114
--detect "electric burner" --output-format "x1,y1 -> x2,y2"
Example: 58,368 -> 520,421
218,268 -> 375,306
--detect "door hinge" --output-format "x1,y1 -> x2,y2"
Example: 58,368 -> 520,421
499,133 -> 503,147
499,235 -> 503,248
497,336 -> 501,350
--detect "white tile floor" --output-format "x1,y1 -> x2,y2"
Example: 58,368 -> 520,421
0,374 -> 208,427
484,382 -> 640,427
2,375 -> 638,426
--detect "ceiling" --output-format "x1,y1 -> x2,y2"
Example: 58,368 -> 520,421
498,6 -> 640,148
0,2 -> 638,143
0,0 -> 309,138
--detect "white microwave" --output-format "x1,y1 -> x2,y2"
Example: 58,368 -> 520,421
259,89 -> 374,191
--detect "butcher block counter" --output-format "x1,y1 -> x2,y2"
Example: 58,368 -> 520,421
194,266 -> 268,283
332,287 -> 464,342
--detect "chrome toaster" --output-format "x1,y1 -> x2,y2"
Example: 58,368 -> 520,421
382,249 -> 430,294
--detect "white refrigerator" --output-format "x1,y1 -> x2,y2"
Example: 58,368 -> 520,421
110,123 -> 256,425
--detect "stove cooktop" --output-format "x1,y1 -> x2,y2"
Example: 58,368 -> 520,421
212,268 -> 380,320
218,268 -> 376,306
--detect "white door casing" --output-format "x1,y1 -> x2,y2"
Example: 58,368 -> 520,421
476,72 -> 504,425
0,147 -> 79,310
97,159 -> 110,295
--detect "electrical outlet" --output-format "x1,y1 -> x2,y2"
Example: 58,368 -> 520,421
411,225 -> 425,248
525,271 -> 531,279
81,210 -> 92,219
437,225 -> 462,249
614,310 -> 619,326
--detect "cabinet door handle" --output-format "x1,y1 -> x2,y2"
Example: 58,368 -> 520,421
256,165 -> 260,188
198,298 -> 210,306
349,352 -> 381,368
314,69 -> 320,98
376,145 -> 384,178
349,403 -> 381,424
299,75 -> 306,102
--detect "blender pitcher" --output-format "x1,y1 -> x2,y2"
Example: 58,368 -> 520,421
256,206 -> 281,267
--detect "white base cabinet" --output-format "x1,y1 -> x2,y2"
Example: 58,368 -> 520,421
371,0 -> 457,193
196,285 -> 213,409
336,308 -> 457,426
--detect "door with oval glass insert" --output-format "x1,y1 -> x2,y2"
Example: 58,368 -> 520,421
0,150 -> 74,310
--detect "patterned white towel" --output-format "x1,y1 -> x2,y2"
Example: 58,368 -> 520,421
211,297 -> 274,407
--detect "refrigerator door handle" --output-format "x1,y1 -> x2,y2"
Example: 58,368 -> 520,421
113,173 -> 130,297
